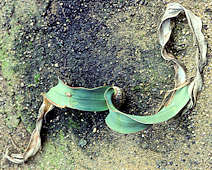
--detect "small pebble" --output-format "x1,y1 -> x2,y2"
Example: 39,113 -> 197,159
78,139 -> 87,147
93,127 -> 97,133
20,82 -> 24,87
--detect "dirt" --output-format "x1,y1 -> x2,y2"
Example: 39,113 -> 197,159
0,0 -> 211,169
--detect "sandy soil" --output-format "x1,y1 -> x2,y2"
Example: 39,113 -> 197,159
0,0 -> 211,169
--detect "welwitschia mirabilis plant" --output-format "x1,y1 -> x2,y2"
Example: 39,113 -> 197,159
5,3 -> 207,164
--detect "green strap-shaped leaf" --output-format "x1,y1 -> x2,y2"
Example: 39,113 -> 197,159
45,79 -> 110,111
104,87 -> 151,133
5,3 -> 207,164
105,86 -> 190,134
45,79 -> 190,134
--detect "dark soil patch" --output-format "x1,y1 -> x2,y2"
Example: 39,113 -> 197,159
12,0 -> 177,144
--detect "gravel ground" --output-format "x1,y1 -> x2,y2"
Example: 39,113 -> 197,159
0,0 -> 211,169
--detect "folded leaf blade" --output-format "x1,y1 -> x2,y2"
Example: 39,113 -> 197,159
105,86 -> 190,133
45,79 -> 110,111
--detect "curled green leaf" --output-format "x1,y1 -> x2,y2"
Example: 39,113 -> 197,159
5,2 -> 207,164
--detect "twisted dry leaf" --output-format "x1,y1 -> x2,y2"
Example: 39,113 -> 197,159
5,2 -> 207,164
158,2 -> 207,108
5,97 -> 54,164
